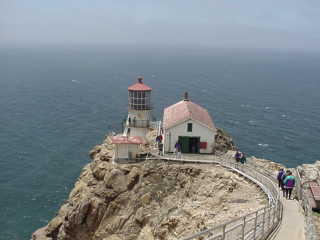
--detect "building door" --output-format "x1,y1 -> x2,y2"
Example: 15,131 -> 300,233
179,136 -> 189,153
189,137 -> 200,153
178,136 -> 200,153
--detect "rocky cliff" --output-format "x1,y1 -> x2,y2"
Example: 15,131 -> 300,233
213,128 -> 236,153
297,161 -> 320,237
32,137 -> 266,240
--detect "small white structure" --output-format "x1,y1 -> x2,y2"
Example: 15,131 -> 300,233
124,77 -> 153,138
111,136 -> 146,163
163,92 -> 217,154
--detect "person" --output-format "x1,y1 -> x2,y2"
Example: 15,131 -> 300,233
155,135 -> 160,146
235,150 -> 242,163
283,171 -> 295,199
133,117 -> 136,127
158,142 -> 163,156
277,168 -> 285,188
175,141 -> 182,159
281,170 -> 289,196
240,152 -> 246,164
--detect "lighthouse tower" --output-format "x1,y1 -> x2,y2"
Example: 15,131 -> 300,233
124,76 -> 152,138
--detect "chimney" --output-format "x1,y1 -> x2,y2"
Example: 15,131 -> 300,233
137,76 -> 143,83
183,92 -> 189,101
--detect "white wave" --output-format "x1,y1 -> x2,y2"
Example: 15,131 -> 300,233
283,136 -> 293,141
227,119 -> 239,125
258,143 -> 269,147
71,79 -> 79,83
248,120 -> 256,125
240,104 -> 251,108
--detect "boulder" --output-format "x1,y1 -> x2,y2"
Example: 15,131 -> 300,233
89,145 -> 102,160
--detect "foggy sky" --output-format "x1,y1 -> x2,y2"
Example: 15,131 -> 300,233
1,0 -> 320,51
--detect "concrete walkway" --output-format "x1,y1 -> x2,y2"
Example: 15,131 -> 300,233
272,197 -> 305,240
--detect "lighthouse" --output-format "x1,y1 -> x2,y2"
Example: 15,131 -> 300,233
124,76 -> 153,138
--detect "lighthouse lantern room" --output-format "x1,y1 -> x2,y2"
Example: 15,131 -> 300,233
124,77 -> 153,137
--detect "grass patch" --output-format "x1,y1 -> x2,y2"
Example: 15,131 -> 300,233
313,211 -> 320,217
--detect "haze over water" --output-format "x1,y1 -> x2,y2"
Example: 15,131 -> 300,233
1,46 -> 320,239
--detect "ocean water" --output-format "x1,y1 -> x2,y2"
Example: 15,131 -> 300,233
0,46 -> 319,239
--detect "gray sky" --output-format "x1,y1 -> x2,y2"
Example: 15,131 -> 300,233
1,0 -> 320,50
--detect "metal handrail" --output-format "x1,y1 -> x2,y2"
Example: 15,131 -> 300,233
124,119 -> 150,128
155,155 -> 282,240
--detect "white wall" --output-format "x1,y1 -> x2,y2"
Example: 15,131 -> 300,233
163,119 -> 216,154
129,128 -> 149,138
125,109 -> 152,137
128,110 -> 152,121
114,144 -> 140,160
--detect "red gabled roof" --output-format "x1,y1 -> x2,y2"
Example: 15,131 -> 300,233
128,77 -> 152,91
111,136 -> 146,145
163,100 -> 216,130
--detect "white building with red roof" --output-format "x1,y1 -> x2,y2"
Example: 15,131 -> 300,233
111,135 -> 146,162
163,92 -> 217,154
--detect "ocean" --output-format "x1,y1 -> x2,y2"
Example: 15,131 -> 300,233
0,46 -> 319,239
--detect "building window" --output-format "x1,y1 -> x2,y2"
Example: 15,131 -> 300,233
187,123 -> 192,132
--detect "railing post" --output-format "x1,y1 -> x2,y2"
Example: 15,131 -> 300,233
267,207 -> 271,233
253,211 -> 258,240
222,224 -> 226,240
262,207 -> 266,236
242,216 -> 246,240
271,205 -> 276,226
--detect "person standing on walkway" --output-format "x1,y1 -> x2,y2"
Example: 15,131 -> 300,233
155,135 -> 160,147
240,152 -> 246,164
234,150 -> 242,163
158,142 -> 163,156
283,171 -> 296,199
281,170 -> 289,196
277,168 -> 285,188
175,141 -> 182,159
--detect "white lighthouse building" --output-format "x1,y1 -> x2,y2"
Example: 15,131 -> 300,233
124,76 -> 153,138
163,92 -> 217,154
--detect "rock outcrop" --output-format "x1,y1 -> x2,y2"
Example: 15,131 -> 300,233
297,161 -> 320,183
213,128 -> 236,153
32,138 -> 266,240
296,161 -> 320,238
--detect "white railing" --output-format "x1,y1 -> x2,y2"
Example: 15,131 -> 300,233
154,155 -> 282,240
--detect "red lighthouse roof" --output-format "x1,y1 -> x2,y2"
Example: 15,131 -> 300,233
128,77 -> 152,91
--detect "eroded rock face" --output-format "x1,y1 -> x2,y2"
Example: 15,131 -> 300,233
297,161 -> 320,183
32,142 -> 266,240
213,128 -> 236,153
297,161 -> 320,238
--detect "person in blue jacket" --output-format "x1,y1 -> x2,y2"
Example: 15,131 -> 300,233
234,150 -> 242,163
283,171 -> 296,199
277,168 -> 285,188
281,170 -> 289,196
